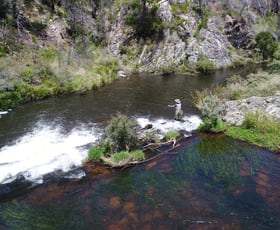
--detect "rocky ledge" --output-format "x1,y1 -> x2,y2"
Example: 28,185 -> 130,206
223,96 -> 280,126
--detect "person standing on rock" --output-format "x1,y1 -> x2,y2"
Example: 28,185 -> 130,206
168,99 -> 183,121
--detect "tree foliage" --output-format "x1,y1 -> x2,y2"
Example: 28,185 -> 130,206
125,0 -> 164,39
255,31 -> 278,60
0,0 -> 10,19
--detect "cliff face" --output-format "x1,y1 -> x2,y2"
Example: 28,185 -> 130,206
0,0 -> 279,73
105,0 -> 279,72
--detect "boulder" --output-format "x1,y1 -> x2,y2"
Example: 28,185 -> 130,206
157,0 -> 173,22
187,19 -> 232,67
223,96 -> 280,126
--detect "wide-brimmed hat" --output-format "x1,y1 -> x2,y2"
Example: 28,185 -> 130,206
174,99 -> 181,104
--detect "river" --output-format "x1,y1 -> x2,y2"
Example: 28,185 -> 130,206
0,68 -> 279,229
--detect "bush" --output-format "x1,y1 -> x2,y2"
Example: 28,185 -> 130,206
41,48 -> 57,62
105,112 -> 138,151
255,31 -> 278,60
192,90 -> 227,132
0,90 -> 23,110
87,146 -> 105,161
196,58 -> 215,74
125,1 -> 164,39
194,94 -> 227,121
268,60 -> 280,73
198,118 -> 226,133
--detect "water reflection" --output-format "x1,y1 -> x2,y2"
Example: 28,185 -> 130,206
0,135 -> 279,229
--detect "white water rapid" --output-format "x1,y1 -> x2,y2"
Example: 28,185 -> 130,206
0,115 -> 201,185
0,122 -> 100,184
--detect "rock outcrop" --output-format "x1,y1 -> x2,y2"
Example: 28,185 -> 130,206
224,16 -> 255,49
187,18 -> 233,67
223,96 -> 280,126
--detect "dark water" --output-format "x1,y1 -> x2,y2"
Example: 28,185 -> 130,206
1,66 -> 279,229
0,135 -> 279,229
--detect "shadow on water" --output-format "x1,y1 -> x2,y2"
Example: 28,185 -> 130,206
0,135 -> 279,230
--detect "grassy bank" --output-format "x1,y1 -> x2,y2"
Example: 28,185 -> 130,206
193,68 -> 280,152
225,111 -> 280,152
0,45 -> 119,111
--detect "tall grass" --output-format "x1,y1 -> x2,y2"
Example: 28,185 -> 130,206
226,111 -> 280,151
221,72 -> 280,100
0,44 -> 119,110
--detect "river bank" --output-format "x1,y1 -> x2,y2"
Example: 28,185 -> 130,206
193,70 -> 280,153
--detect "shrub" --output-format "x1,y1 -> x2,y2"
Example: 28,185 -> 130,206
105,112 -> 138,151
87,146 -> 105,161
196,58 -> 215,74
0,90 -> 23,110
194,17 -> 208,37
164,130 -> 180,141
268,60 -> 280,73
273,48 -> 280,60
125,0 -> 164,39
194,94 -> 226,121
255,31 -> 278,60
193,91 -> 227,132
198,118 -> 226,133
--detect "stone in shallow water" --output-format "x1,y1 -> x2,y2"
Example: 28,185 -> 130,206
109,196 -> 121,209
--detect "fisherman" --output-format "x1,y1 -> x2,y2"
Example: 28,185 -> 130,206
168,99 -> 183,121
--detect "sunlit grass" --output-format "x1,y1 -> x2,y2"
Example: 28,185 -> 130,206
0,44 -> 119,110
226,111 -> 280,152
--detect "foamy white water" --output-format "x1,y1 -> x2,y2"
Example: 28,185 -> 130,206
0,115 -> 202,184
0,111 -> 8,118
137,115 -> 202,137
0,122 -> 100,184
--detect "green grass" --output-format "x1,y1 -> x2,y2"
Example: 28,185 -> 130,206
0,45 -> 119,110
130,150 -> 145,161
112,151 -> 131,163
221,72 -> 280,100
87,146 -> 105,161
226,112 -> 280,152
112,150 -> 145,163
164,130 -> 180,141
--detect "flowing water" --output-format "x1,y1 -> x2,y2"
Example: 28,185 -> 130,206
0,68 -> 279,229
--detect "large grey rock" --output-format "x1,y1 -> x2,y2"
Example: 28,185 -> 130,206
158,1 -> 173,22
169,0 -> 186,4
141,30 -> 186,72
186,19 -> 232,67
223,96 -> 280,126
